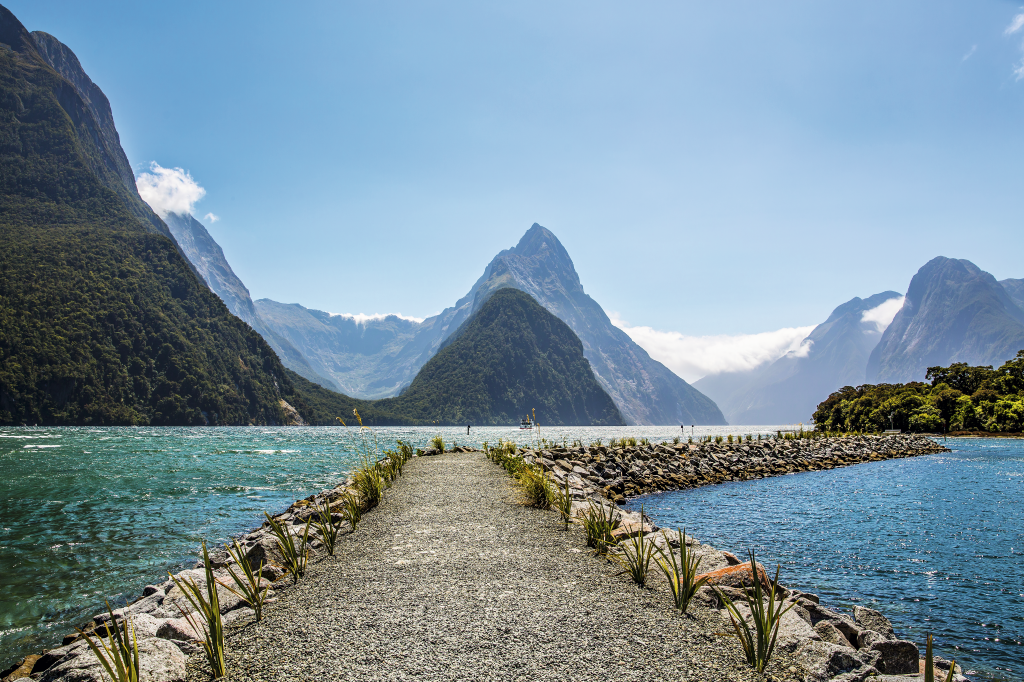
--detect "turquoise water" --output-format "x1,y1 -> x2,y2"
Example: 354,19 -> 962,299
625,438 -> 1024,682
0,424 -> 736,667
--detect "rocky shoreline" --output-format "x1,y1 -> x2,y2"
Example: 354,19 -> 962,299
3,435 -> 961,682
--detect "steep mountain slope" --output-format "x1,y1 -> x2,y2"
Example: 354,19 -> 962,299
377,288 -> 624,425
695,291 -> 902,424
0,6 -> 309,425
1001,278 -> 1024,311
867,257 -> 1024,383
257,224 -> 725,425
161,211 -> 337,390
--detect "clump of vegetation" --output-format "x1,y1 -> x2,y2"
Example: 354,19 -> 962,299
224,540 -> 270,621
78,602 -> 140,682
170,542 -> 227,679
517,464 -> 553,508
582,502 -> 620,555
611,506 -> 655,586
264,512 -> 310,584
924,634 -> 957,682
813,352 -> 1024,433
716,551 -> 795,673
655,528 -> 709,614
430,434 -> 445,453
312,498 -> 341,556
552,477 -> 574,530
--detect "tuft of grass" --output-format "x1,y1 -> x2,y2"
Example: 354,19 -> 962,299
655,528 -> 709,613
516,464 -> 553,508
590,439 -> 603,447
340,489 -> 362,531
224,540 -> 270,621
312,498 -> 341,556
924,634 -> 957,682
170,542 -> 226,679
430,434 -> 445,453
264,512 -> 310,584
552,476 -> 573,530
582,502 -> 620,555
611,506 -> 655,586
716,551 -> 795,673
78,602 -> 140,682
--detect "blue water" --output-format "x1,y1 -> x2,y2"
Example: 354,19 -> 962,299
0,424 -> 742,667
625,438 -> 1024,681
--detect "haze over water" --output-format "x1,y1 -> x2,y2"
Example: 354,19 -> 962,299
2,428 -> 1020,681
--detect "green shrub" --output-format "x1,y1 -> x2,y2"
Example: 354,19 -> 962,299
264,513 -> 310,584
583,502 -> 620,555
78,602 -> 140,682
224,540 -> 270,621
716,551 -> 794,673
655,528 -> 709,613
612,507 -> 655,586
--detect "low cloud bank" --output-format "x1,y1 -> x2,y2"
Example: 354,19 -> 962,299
860,296 -> 904,333
610,314 -> 815,383
328,312 -> 426,325
136,162 -> 206,217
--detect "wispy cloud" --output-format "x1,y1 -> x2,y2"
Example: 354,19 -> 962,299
1006,13 -> 1024,34
136,162 -> 206,217
860,296 -> 904,333
204,212 -> 220,223
609,314 -> 815,383
962,45 -> 977,61
328,312 -> 426,324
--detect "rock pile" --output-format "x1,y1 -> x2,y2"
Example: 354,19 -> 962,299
523,434 -> 948,504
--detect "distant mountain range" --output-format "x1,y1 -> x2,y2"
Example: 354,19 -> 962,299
253,225 -> 725,425
867,257 -> 1024,383
695,291 -> 903,425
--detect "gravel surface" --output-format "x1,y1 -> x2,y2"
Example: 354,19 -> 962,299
189,451 -> 797,682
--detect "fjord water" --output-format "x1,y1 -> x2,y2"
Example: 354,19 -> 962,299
626,438 -> 1024,681
3,428 -> 1020,681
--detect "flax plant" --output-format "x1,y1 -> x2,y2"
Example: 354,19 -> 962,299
312,498 -> 341,556
516,464 -> 553,508
612,508 -> 655,586
552,476 -> 573,530
716,551 -> 795,673
655,528 -> 709,613
77,602 -> 140,682
264,512 -> 310,584
224,540 -> 270,621
170,542 -> 226,679
340,489 -> 362,531
582,502 -> 620,555
924,634 -> 957,682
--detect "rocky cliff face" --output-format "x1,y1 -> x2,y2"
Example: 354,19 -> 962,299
1001,278 -> 1024,311
257,224 -> 726,425
160,213 -> 335,390
867,257 -> 1024,383
695,292 -> 902,424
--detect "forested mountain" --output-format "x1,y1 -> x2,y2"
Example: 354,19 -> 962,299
375,288 -> 624,425
256,224 -> 725,425
867,257 -> 1024,383
695,291 -> 902,424
0,6 -> 311,425
162,211 -> 337,390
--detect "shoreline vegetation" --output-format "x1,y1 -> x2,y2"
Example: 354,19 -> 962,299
3,432 -> 963,682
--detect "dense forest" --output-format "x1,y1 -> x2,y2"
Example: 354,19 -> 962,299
812,351 -> 1024,433
0,12 -> 310,426
374,288 -> 624,426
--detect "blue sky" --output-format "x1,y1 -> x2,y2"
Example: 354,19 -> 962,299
8,1 -> 1024,368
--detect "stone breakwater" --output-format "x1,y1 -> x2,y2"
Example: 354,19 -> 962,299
520,433 -> 949,504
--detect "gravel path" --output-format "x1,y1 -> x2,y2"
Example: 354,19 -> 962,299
192,451 -> 794,682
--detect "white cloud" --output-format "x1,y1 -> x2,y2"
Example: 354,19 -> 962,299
1006,13 -> 1024,34
610,314 -> 815,383
860,296 -> 904,333
204,212 -> 220,223
136,162 -> 206,217
328,312 -> 426,324
962,45 -> 977,61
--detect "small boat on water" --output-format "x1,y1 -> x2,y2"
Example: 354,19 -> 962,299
519,417 -> 533,430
